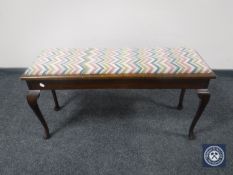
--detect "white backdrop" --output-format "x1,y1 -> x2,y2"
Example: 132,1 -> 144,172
0,0 -> 232,68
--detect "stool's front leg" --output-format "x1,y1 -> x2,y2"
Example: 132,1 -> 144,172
189,89 -> 210,140
27,90 -> 50,139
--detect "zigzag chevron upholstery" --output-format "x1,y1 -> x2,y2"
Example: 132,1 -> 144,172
24,48 -> 212,76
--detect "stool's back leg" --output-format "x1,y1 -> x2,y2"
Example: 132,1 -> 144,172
51,90 -> 60,111
177,89 -> 186,110
27,90 -> 50,139
189,89 -> 210,140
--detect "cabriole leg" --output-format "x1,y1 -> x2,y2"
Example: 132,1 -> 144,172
189,89 -> 210,140
177,89 -> 186,110
27,90 -> 50,139
51,90 -> 60,111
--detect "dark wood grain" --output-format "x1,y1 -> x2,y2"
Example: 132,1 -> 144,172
25,78 -> 210,90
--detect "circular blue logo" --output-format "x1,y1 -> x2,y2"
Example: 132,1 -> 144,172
204,146 -> 225,166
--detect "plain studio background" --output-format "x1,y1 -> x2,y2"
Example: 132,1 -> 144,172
0,0 -> 233,69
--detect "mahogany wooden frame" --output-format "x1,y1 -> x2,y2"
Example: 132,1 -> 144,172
21,72 -> 216,140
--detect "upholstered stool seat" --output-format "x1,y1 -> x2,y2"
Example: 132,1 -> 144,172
23,48 -> 212,77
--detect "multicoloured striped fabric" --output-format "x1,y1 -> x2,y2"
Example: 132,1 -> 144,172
24,48 -> 212,76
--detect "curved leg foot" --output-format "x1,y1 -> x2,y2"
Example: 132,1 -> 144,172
51,90 -> 60,111
27,90 -> 50,139
177,89 -> 186,110
188,89 -> 210,140
188,131 -> 195,140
